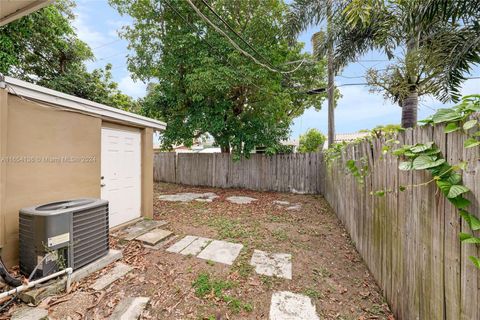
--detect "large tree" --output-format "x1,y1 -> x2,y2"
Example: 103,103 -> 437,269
0,0 -> 138,111
110,0 -> 326,155
289,0 -> 480,128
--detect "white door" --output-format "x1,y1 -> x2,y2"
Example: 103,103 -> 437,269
101,127 -> 141,227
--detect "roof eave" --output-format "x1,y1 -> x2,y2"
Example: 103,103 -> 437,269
2,76 -> 166,131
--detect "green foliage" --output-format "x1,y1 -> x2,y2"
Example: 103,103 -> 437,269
192,272 -> 252,313
324,141 -> 348,165
346,157 -> 368,184
421,94 -> 480,148
0,1 -> 137,110
110,0 -> 327,156
298,129 -> 326,153
264,144 -> 295,155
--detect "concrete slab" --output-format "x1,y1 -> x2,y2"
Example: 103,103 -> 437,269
71,249 -> 123,283
273,200 -> 290,206
20,250 -> 123,305
269,291 -> 319,320
116,219 -> 169,241
110,297 -> 150,320
11,307 -> 48,320
166,235 -> 198,253
135,229 -> 172,246
180,237 -> 212,256
144,235 -> 179,250
91,262 -> 133,291
158,192 -> 218,202
197,240 -> 243,265
226,196 -> 257,204
286,204 -> 302,211
250,250 -> 292,279
195,198 -> 212,203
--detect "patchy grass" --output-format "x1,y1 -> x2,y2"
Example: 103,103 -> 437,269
232,247 -> 255,278
271,228 -> 289,241
207,217 -> 250,240
193,272 -> 253,314
303,287 -> 323,300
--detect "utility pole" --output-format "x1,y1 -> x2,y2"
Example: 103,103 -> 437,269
326,0 -> 335,147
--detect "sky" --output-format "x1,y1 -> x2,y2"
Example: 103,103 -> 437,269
72,0 -> 480,139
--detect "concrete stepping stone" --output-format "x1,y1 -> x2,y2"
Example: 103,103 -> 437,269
166,235 -> 198,253
179,237 -> 212,256
158,192 -> 218,202
269,291 -> 319,320
11,307 -> 48,320
110,297 -> 150,320
135,229 -> 172,246
197,240 -> 243,265
273,200 -> 290,206
91,262 -> 133,291
116,219 -> 169,241
226,196 -> 257,204
250,250 -> 292,279
286,204 -> 302,211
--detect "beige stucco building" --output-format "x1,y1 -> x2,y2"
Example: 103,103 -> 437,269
0,76 -> 165,266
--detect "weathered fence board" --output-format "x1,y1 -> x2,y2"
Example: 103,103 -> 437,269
153,152 -> 324,194
323,124 -> 480,320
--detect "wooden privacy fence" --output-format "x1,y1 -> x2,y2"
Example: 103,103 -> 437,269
153,152 -> 324,194
321,125 -> 480,320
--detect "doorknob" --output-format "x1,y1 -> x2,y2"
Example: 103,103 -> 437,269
101,183 -> 106,187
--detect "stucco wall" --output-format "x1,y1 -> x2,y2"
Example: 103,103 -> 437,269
1,94 -> 102,266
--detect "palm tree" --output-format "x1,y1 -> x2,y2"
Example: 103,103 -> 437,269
289,0 -> 480,128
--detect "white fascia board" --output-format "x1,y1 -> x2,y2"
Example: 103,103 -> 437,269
4,76 -> 166,130
0,1 -> 53,27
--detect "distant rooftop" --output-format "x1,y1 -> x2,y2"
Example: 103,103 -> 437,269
335,132 -> 369,143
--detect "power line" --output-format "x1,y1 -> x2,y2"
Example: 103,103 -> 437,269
91,39 -> 123,50
162,0 -> 276,97
185,0 -> 306,74
199,0 -> 277,70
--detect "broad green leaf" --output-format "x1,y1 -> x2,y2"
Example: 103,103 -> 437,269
436,180 -> 452,196
448,185 -> 470,198
410,142 -> 434,153
464,138 -> 480,149
459,233 -> 480,244
431,163 -> 452,177
463,119 -> 478,131
459,210 -> 480,231
432,109 -> 464,124
423,147 -> 441,156
444,122 -> 460,133
446,172 -> 462,185
469,256 -> 480,269
399,161 -> 413,171
412,155 -> 445,170
448,196 -> 471,209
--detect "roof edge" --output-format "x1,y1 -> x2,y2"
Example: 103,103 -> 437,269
3,76 -> 166,130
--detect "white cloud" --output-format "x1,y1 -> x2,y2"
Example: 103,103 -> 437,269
72,6 -> 110,50
118,75 -> 147,99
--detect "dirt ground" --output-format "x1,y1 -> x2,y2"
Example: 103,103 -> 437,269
10,183 -> 393,319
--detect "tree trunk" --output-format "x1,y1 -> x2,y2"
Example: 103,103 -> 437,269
401,90 -> 418,128
326,0 -> 335,147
